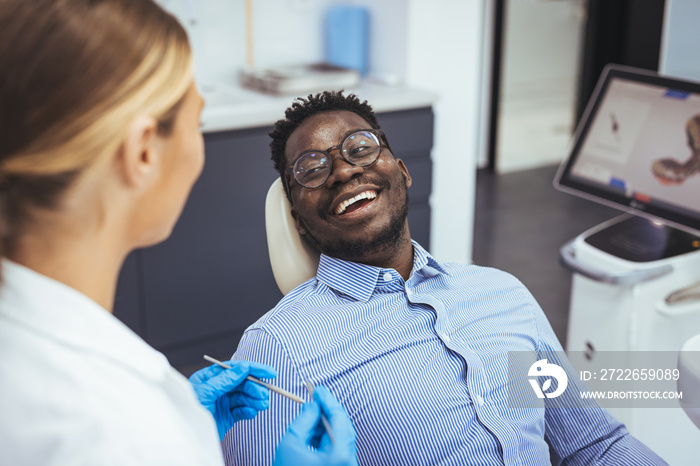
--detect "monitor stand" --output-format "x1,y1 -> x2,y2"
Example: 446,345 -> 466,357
584,214 -> 700,263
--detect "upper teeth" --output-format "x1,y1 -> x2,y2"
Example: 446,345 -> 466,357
334,190 -> 377,215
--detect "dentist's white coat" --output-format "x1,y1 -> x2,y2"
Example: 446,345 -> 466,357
0,260 -> 225,465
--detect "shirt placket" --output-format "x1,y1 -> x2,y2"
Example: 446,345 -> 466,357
405,276 -> 521,466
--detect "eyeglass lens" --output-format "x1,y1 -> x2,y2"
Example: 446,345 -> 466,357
293,130 -> 381,188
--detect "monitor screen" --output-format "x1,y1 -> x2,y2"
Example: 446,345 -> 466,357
555,64 -> 700,235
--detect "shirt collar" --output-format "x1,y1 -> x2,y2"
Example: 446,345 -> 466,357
411,240 -> 449,278
0,259 -> 171,381
316,240 -> 448,301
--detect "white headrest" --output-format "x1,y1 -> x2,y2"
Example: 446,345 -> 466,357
265,178 -> 321,295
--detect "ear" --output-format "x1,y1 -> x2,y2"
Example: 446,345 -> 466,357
286,173 -> 308,236
396,158 -> 412,189
290,207 -> 308,236
283,173 -> 294,200
117,115 -> 161,188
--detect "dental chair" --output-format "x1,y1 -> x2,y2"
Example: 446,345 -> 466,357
265,178 -> 320,295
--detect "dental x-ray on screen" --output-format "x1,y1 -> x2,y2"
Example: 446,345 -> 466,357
556,64 -> 700,235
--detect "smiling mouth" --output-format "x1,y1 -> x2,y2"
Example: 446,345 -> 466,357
333,190 -> 378,215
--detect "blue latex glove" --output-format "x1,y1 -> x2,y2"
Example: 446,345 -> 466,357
189,360 -> 277,441
273,386 -> 358,466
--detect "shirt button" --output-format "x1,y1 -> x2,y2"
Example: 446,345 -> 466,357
476,395 -> 485,406
441,333 -> 451,342
383,272 -> 392,282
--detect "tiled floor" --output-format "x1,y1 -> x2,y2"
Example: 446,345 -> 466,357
472,164 -> 620,348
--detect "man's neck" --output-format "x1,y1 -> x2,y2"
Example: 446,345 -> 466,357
336,230 -> 415,281
385,239 -> 414,280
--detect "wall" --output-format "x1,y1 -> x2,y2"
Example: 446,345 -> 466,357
660,0 -> 700,80
158,0 -> 329,87
494,0 -> 586,173
159,0 -> 409,87
405,0 -> 486,263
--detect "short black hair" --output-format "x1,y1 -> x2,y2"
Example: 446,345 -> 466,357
269,90 -> 382,193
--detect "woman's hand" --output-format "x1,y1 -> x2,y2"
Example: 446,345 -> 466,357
273,386 -> 358,466
189,360 -> 277,441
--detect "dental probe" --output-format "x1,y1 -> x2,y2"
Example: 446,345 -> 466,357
202,355 -> 335,442
203,355 -> 305,404
304,381 -> 336,444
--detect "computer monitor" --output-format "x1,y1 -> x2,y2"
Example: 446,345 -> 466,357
555,64 -> 700,236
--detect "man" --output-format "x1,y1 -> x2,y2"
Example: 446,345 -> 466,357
224,91 -> 665,465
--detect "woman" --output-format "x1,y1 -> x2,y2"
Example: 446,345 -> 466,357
0,0 -> 356,465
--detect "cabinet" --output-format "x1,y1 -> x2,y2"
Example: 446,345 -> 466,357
114,107 -> 434,369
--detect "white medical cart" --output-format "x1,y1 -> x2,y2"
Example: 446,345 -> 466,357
561,214 -> 700,464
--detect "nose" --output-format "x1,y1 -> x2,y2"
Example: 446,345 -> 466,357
325,148 -> 364,188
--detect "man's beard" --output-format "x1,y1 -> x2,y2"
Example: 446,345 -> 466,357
300,179 -> 410,263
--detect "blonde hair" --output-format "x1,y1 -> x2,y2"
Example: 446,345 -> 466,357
0,0 -> 193,255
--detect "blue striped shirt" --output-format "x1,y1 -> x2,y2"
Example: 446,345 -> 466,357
224,241 -> 665,465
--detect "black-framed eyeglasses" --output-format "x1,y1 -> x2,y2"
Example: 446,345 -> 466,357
285,129 -> 386,189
